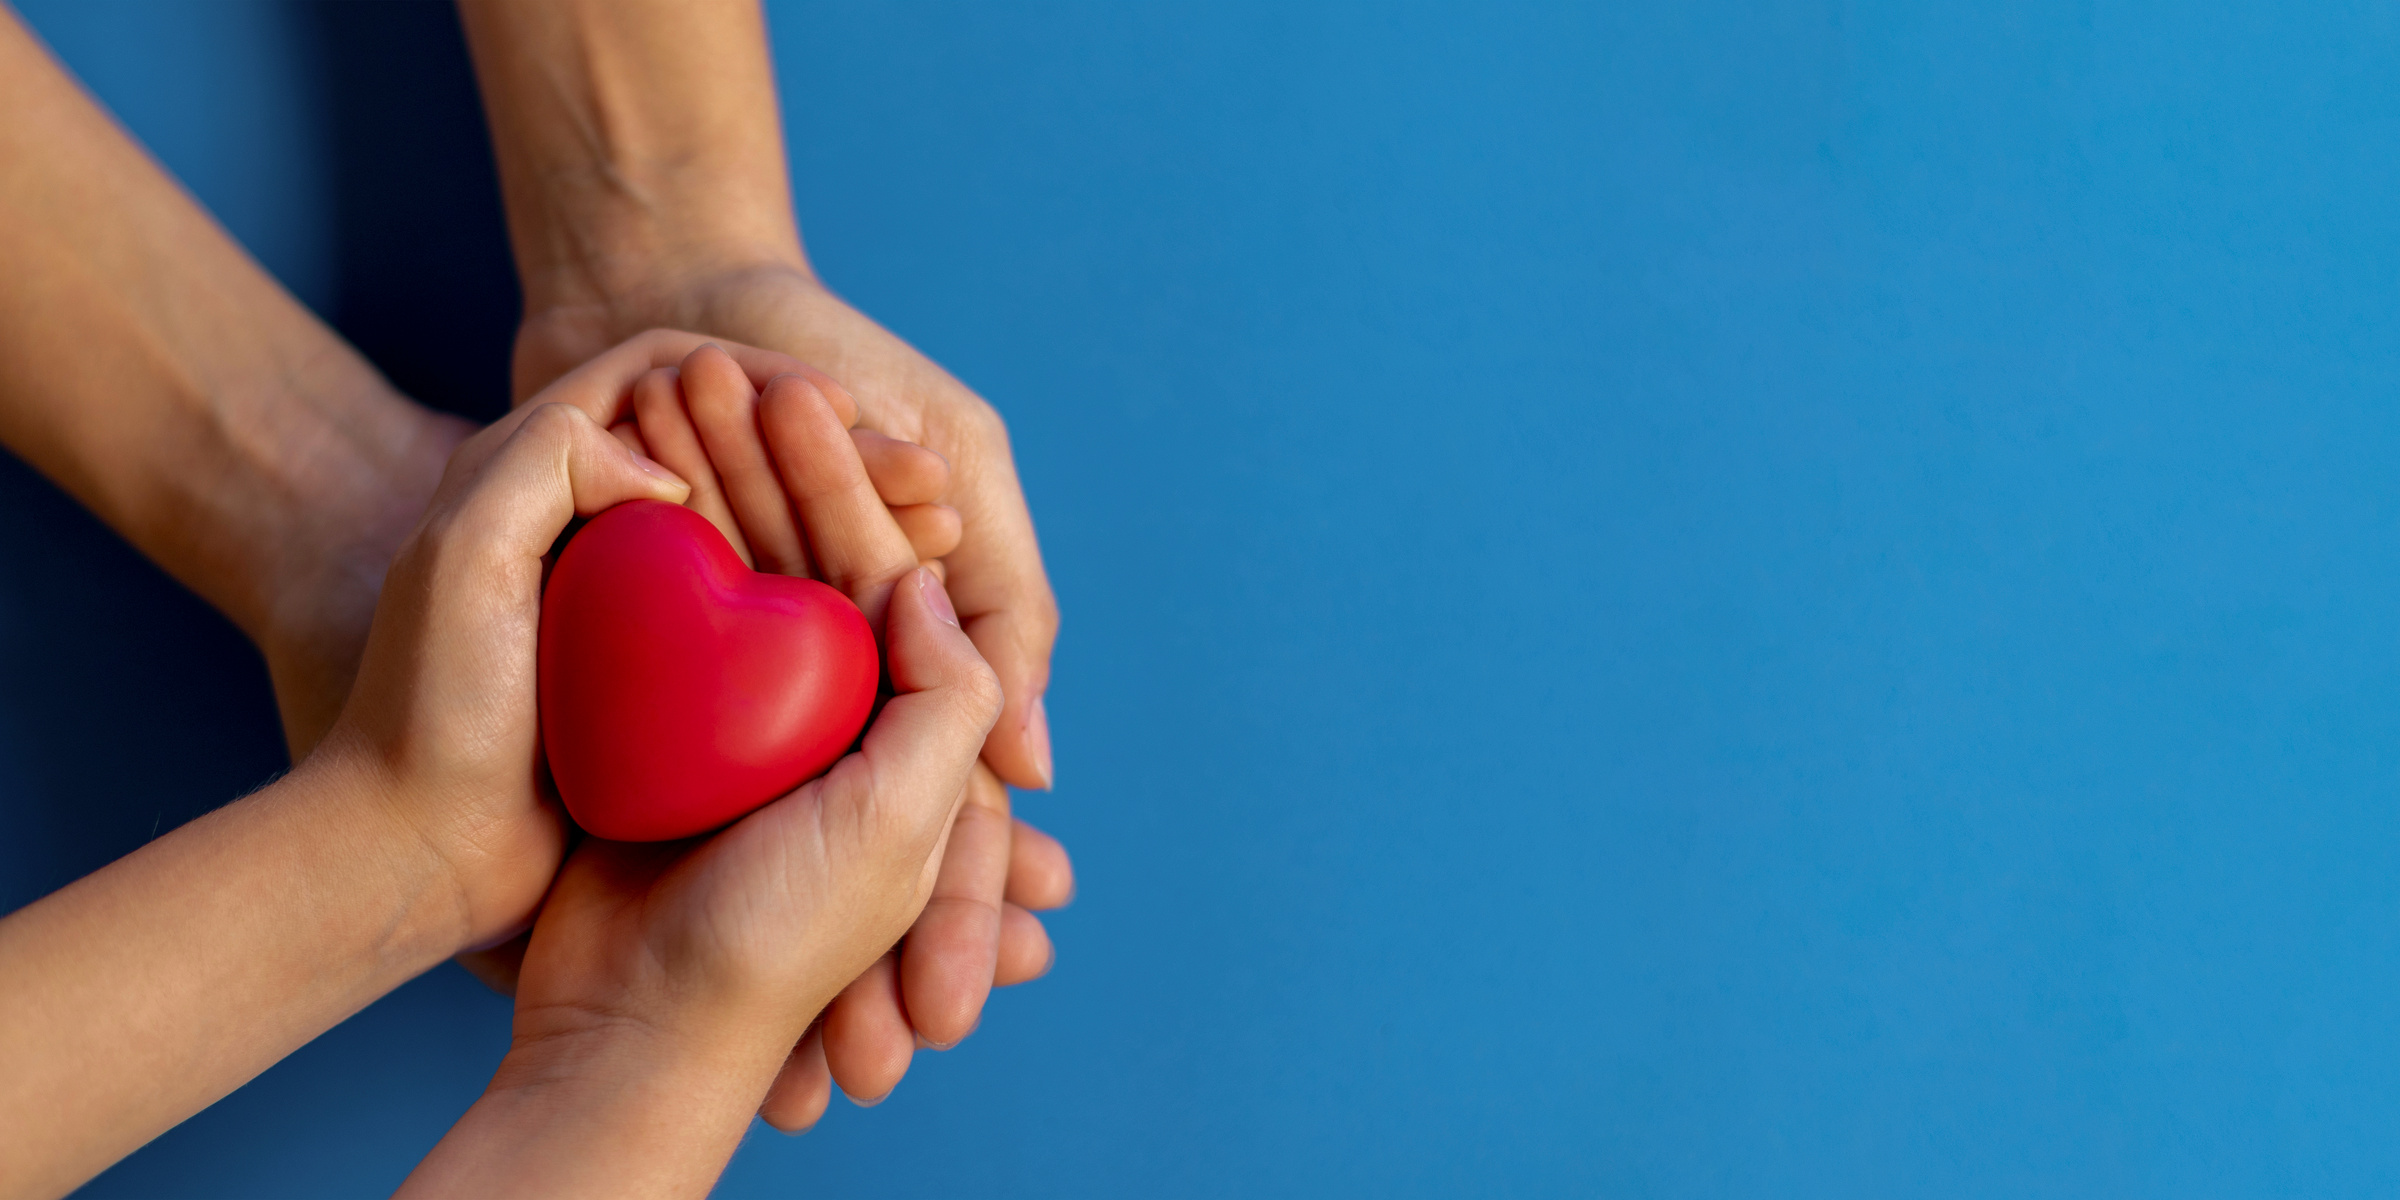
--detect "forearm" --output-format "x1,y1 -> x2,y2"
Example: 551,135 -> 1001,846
401,1011 -> 792,1198
0,12 -> 453,650
0,759 -> 467,1199
457,0 -> 806,326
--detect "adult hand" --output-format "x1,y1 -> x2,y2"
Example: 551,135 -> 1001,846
401,380 -> 1004,1199
602,342 -> 1069,1117
405,565 -> 998,1195
459,0 -> 1072,1097
517,285 -> 1073,1102
517,268 -> 1059,790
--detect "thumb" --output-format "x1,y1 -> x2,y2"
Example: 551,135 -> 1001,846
429,402 -> 691,562
815,568 -> 1004,868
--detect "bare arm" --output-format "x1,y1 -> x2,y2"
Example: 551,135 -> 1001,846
457,2 -> 1074,1107
0,7 -> 469,756
0,762 -> 467,1200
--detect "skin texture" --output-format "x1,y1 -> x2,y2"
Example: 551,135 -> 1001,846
457,0 -> 1073,1100
0,0 -> 1071,1160
0,355 -> 1012,1198
0,6 -> 468,756
0,392 -> 689,1199
0,4 -> 1063,1122
402,384 -> 1002,1197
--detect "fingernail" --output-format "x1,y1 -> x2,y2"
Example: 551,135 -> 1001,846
1025,695 -> 1053,789
921,568 -> 959,627
629,451 -> 686,488
841,1087 -> 892,1109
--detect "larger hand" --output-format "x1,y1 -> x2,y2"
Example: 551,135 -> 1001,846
517,278 -> 1072,1106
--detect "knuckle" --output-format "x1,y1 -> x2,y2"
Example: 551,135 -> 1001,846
521,401 -> 587,439
954,661 -> 1006,729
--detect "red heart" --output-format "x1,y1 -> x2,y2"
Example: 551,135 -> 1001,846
537,500 -> 879,842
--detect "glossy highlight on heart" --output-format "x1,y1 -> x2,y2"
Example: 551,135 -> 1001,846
538,500 -> 879,841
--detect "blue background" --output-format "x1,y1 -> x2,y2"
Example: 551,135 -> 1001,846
7,0 -> 2400,1194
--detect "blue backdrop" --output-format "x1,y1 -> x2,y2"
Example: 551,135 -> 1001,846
10,1 -> 2400,1195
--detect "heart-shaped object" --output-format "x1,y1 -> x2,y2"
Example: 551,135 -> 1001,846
538,500 -> 879,841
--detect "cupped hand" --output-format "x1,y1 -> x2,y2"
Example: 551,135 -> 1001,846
613,345 -> 1070,1121
389,384 -> 1003,1198
401,565 -> 1002,1196
311,395 -> 691,950
514,271 -> 1073,1093
515,271 -> 1058,787
506,564 -> 998,1130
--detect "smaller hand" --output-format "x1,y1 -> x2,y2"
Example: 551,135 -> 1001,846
527,279 -> 1077,1077
607,342 -> 963,576
400,383 -> 1005,1196
508,563 -> 998,1118
560,337 -> 1074,1123
314,391 -> 690,951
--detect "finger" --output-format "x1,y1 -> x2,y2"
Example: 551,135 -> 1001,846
1005,817 -> 1075,911
994,904 -> 1056,987
923,558 -> 947,585
854,429 -> 950,506
680,344 -> 814,577
607,421 -> 651,460
813,569 -> 1002,859
428,403 -> 689,563
898,764 -> 1013,1048
628,365 -> 754,567
891,504 -> 964,562
964,609 -> 1056,791
520,328 -> 852,426
822,953 -> 913,1106
927,409 -> 1059,790
759,373 -> 920,626
759,1026 -> 832,1134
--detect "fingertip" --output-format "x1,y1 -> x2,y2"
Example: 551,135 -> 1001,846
627,449 -> 689,493
918,565 -> 959,628
1006,819 -> 1076,911
761,369 -> 833,416
893,504 -> 964,561
978,692 -> 1054,791
995,903 -> 1055,986
823,956 -> 916,1104
813,370 -> 861,428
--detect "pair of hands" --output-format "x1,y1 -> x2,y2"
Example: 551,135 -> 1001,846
286,311 -> 1066,1129
308,330 -> 1030,1177
527,280 -> 1072,1118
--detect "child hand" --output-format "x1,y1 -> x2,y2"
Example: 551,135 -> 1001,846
400,377 -> 1005,1196
577,339 -> 1076,1118
310,394 -> 695,950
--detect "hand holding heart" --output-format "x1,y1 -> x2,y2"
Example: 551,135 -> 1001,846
396,465 -> 998,1194
405,566 -> 998,1193
302,344 -> 1006,1190
511,336 -> 1071,1121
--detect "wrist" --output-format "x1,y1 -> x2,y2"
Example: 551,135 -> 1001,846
512,259 -> 823,402
404,1002 -> 789,1197
257,750 -> 482,973
513,191 -> 810,321
250,387 -> 474,758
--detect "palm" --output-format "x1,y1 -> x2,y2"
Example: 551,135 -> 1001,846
511,751 -> 950,1051
511,269 -> 1071,1098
